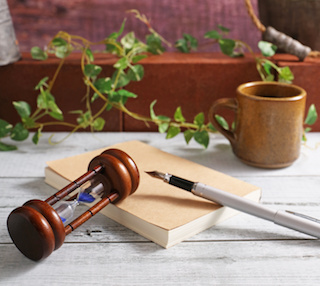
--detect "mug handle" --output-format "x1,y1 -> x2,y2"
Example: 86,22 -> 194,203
208,98 -> 238,146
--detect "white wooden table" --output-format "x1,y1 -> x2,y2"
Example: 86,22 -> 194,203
1,132 -> 320,285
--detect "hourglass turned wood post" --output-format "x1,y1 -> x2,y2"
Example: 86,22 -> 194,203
7,149 -> 140,261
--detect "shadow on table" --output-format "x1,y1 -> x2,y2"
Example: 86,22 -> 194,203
0,245 -> 37,281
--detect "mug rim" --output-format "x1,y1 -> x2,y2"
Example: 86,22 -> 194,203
237,81 -> 306,101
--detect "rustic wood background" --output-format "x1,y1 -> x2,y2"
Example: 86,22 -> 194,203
259,0 -> 320,50
7,0 -> 261,53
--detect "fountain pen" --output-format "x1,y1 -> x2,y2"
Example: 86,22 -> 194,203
146,171 -> 320,239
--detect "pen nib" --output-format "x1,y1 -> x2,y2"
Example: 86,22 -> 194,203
145,171 -> 166,180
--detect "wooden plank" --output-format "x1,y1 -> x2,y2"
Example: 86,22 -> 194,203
1,173 -> 320,244
1,132 -> 320,178
1,132 -> 320,285
7,0 -> 261,53
1,240 -> 320,285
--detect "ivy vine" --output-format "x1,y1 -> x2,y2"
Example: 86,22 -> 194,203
0,11 -> 317,151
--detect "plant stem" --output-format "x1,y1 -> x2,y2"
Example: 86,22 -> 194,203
34,121 -> 78,128
49,57 -> 65,91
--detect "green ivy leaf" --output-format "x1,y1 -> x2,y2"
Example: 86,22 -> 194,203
304,104 -> 318,125
174,106 -> 185,123
146,34 -> 166,54
108,91 -> 121,103
215,115 -> 229,130
278,66 -> 294,83
258,41 -> 277,57
127,64 -> 144,81
218,25 -> 230,33
194,130 -> 209,148
121,32 -> 136,50
52,37 -> 67,47
112,70 -> 131,88
158,115 -> 171,122
175,39 -> 187,53
108,19 -> 126,41
106,103 -> 113,111
149,101 -> 171,131
114,57 -> 129,70
204,30 -> 222,40
302,132 -> 307,142
150,100 -> 157,120
158,122 -> 169,133
31,47 -> 48,60
93,117 -> 105,131
37,89 -> 55,109
117,89 -> 138,99
84,64 -> 102,78
10,123 -> 29,141
91,93 -> 100,103
85,48 -> 94,62
184,129 -> 195,144
0,141 -> 17,151
105,19 -> 126,54
35,77 -> 49,90
94,77 -> 112,94
0,119 -> 13,138
36,89 -> 63,120
263,62 -> 272,75
23,117 -> 36,128
114,89 -> 138,105
32,127 -> 42,145
219,39 -> 236,57
265,74 -> 275,81
166,126 -> 180,139
48,107 -> 63,121
185,34 -> 198,50
76,111 -> 91,128
51,38 -> 71,58
208,122 -> 217,132
194,112 -> 205,127
132,54 -> 147,63
13,101 -> 31,119
262,62 -> 275,81
55,45 -> 71,59
175,34 -> 198,53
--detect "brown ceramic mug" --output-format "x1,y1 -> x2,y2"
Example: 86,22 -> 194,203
209,81 -> 306,168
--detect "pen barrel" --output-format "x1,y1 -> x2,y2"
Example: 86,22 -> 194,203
274,210 -> 320,238
193,183 -> 276,221
193,183 -> 320,238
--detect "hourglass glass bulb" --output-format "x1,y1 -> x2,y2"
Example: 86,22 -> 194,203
53,200 -> 78,224
53,179 -> 105,224
78,181 -> 105,203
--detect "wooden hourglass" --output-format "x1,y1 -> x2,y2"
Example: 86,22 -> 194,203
7,149 -> 139,261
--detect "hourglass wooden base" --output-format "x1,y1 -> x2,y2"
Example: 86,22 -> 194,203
7,149 -> 140,261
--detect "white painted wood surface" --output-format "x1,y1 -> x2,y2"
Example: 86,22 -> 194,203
1,132 -> 320,285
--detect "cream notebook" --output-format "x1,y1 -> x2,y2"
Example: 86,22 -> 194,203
45,140 -> 261,248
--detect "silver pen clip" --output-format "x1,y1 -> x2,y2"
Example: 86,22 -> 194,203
286,210 -> 320,224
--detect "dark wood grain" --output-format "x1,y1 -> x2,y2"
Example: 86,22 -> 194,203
1,52 -> 320,132
259,0 -> 320,50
